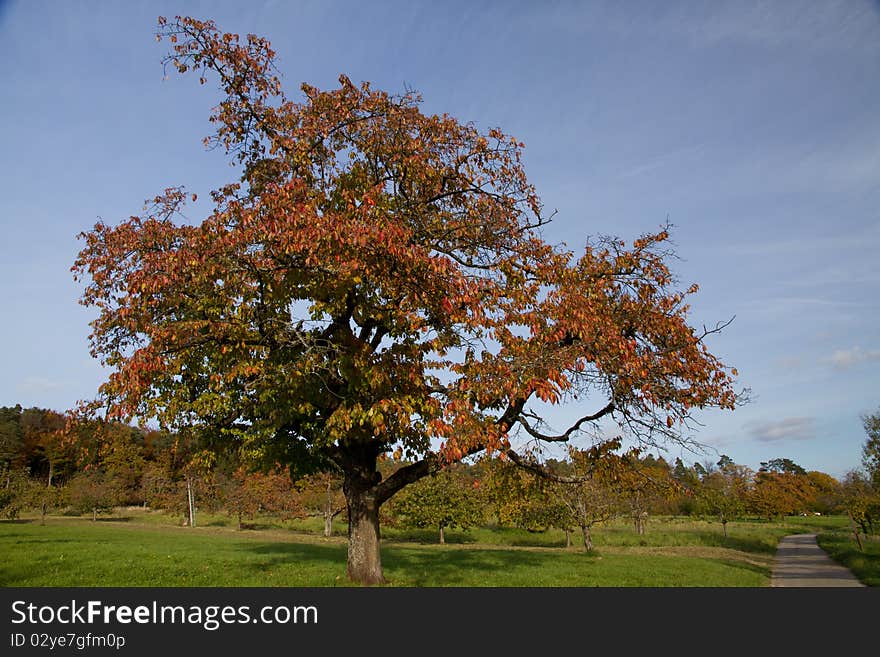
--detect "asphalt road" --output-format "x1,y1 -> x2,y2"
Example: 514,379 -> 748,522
771,533 -> 864,587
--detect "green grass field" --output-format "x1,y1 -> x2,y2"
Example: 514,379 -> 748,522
816,531 -> 880,587
0,510 -> 866,587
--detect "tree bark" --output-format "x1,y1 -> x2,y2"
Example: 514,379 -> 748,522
638,512 -> 647,535
439,524 -> 445,544
337,440 -> 390,585
565,529 -> 572,548
345,484 -> 384,584
581,524 -> 593,551
92,507 -> 97,522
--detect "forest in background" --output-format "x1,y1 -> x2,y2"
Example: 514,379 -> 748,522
2,404 -> 877,551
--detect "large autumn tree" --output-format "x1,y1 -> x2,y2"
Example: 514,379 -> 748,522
72,16 -> 741,584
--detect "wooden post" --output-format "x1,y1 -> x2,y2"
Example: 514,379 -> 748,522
186,475 -> 196,528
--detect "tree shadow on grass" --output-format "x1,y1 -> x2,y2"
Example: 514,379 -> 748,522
234,541 -> 348,568
1,537 -> 79,545
236,540 -> 565,586
382,528 -> 479,545
381,546 -> 597,586
95,516 -> 133,523
506,536 -> 568,549
203,519 -> 241,528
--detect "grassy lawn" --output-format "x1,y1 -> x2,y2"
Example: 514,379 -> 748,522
816,531 -> 880,586
0,510 -> 837,587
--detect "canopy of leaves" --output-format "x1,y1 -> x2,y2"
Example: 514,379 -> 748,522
387,465 -> 484,532
862,408 -> 880,487
72,16 -> 741,498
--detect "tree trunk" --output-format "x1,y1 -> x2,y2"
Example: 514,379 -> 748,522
48,462 -> 54,489
323,483 -> 334,537
237,511 -> 243,531
186,475 -> 196,528
581,524 -> 593,551
634,512 -> 646,535
439,524 -> 445,544
340,442 -> 388,585
722,519 -> 728,538
92,507 -> 97,522
345,485 -> 384,585
565,529 -> 572,548
848,511 -> 864,552
40,502 -> 47,526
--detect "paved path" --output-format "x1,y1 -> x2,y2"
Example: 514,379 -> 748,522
771,533 -> 864,587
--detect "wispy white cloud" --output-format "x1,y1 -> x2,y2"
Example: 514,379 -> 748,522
746,416 -> 815,442
737,295 -> 863,323
826,346 -> 880,369
616,143 -> 706,180
15,377 -> 64,394
700,433 -> 737,449
584,0 -> 880,52
682,1 -> 880,54
725,222 -> 880,258
539,1 -> 880,54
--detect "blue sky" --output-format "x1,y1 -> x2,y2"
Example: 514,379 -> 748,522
1,0 -> 878,478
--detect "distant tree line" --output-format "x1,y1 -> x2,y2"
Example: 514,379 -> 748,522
0,405 -> 342,531
2,404 -> 878,550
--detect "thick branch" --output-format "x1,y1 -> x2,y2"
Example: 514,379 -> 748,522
375,395 -> 531,503
518,401 -> 614,442
505,449 -> 597,484
374,457 -> 438,504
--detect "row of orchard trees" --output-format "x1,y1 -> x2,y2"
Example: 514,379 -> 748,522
3,403 -> 878,550
0,405 -> 345,531
388,410 -> 880,549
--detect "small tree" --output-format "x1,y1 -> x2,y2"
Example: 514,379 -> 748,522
697,476 -> 743,537
694,456 -> 750,537
550,450 -> 623,551
479,456 -> 559,534
66,471 -> 115,521
861,408 -> 880,488
294,471 -> 346,537
387,465 -> 484,543
841,469 -> 878,547
0,469 -> 30,519
617,455 -> 677,536
216,466 -> 302,529
22,477 -> 64,525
